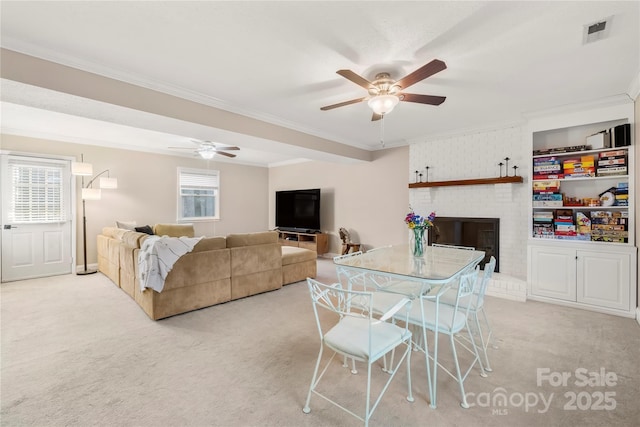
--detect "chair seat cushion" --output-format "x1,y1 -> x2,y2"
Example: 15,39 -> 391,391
324,316 -> 411,361
404,300 -> 467,334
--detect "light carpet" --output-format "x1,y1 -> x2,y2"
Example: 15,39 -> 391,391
1,258 -> 639,426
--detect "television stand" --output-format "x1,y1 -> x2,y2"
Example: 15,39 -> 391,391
277,230 -> 328,255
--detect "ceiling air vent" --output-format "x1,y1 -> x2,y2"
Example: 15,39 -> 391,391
583,16 -> 612,44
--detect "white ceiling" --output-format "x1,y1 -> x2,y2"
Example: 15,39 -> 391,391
1,1 -> 639,167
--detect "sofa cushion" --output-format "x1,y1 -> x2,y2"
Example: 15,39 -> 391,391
193,237 -> 227,252
116,220 -> 137,230
226,231 -> 278,247
281,246 -> 317,265
135,225 -> 155,235
122,231 -> 148,248
102,226 -> 129,240
153,223 -> 195,238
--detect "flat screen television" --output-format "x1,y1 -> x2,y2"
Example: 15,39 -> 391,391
275,188 -> 321,233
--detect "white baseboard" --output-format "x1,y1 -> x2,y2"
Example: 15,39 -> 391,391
636,307 -> 640,327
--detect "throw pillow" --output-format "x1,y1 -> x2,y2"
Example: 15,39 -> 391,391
116,220 -> 137,230
135,225 -> 154,235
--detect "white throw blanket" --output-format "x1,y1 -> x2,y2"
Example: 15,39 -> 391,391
138,235 -> 203,292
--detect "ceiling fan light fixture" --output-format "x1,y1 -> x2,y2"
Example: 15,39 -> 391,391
368,94 -> 400,115
199,150 -> 215,160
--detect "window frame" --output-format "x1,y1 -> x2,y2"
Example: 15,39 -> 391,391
177,167 -> 220,222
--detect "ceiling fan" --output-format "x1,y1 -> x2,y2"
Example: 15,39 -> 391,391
169,140 -> 240,159
320,59 -> 447,121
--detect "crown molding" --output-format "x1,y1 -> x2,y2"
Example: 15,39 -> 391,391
522,94 -> 633,120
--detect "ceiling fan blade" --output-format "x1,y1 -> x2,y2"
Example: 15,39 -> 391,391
320,97 -> 367,111
215,151 -> 237,158
168,146 -> 195,150
336,70 -> 374,90
399,93 -> 446,105
395,59 -> 447,90
214,145 -> 240,151
371,113 -> 383,121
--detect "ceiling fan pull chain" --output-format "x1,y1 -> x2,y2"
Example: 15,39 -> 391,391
380,115 -> 385,147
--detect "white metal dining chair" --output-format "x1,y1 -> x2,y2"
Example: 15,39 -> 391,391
334,251 -> 366,373
303,278 -> 414,427
396,267 -> 484,409
334,250 -> 409,325
470,256 -> 496,371
333,251 -> 365,290
334,249 -> 415,374
444,256 -> 497,372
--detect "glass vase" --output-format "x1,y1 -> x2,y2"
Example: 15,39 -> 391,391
411,226 -> 426,257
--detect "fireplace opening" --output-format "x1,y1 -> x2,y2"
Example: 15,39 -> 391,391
428,217 -> 500,272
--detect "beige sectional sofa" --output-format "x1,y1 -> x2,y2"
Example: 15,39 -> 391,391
97,225 -> 316,320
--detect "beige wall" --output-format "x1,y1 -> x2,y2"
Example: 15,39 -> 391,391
269,146 -> 409,254
1,134 -> 269,266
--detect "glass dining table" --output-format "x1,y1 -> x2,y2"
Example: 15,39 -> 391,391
333,244 -> 485,296
333,244 -> 486,408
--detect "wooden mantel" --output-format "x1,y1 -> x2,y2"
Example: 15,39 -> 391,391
408,176 -> 523,188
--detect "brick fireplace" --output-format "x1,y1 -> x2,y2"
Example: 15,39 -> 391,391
409,125 -> 529,301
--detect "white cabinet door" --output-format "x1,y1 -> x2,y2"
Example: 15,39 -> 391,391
577,250 -> 630,311
529,246 -> 576,301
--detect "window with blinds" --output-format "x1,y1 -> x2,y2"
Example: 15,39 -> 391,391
8,158 -> 67,223
177,168 -> 219,221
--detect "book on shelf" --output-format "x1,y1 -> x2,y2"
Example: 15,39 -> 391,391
533,156 -> 560,163
534,165 -> 563,173
598,158 -> 626,166
592,224 -> 626,231
615,181 -> 629,206
564,166 -> 595,173
533,194 -> 563,201
576,212 -> 591,238
591,227 -> 628,243
533,217 -> 554,223
600,149 -> 627,158
533,200 -> 563,207
533,180 -> 560,192
563,156 -> 595,169
564,171 -> 596,178
597,166 -> 627,177
590,211 -> 628,226
533,190 -> 563,207
533,173 -> 564,180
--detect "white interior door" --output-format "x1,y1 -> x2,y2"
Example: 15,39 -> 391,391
1,154 -> 73,282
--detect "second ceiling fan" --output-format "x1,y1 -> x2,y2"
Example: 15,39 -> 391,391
169,140 -> 240,159
321,59 -> 447,121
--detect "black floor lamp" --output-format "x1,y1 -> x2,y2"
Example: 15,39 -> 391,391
72,155 -> 118,275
